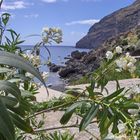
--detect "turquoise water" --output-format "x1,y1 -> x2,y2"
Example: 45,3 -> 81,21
22,45 -> 89,87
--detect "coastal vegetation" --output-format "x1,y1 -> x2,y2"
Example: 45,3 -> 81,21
0,1 -> 140,140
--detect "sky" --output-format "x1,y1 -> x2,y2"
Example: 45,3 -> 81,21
1,0 -> 135,46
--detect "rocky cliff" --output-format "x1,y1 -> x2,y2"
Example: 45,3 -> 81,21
76,0 -> 140,49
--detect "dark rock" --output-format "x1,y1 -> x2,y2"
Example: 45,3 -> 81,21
49,63 -> 62,72
58,48 -> 102,80
59,67 -> 78,78
64,56 -> 71,60
76,0 -> 140,49
71,50 -> 87,59
83,54 -> 97,64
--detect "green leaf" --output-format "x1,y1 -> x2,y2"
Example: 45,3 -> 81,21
123,101 -> 139,109
8,99 -> 30,116
60,101 -> 84,124
100,117 -> 110,138
0,51 -> 47,91
0,80 -> 21,99
80,104 -> 99,131
9,111 -> 33,133
2,13 -> 10,26
21,90 -> 36,100
65,89 -> 82,97
0,96 -> 18,107
86,86 -> 94,98
0,98 -> 15,140
104,88 -> 124,101
99,108 -> 109,137
112,116 -> 119,134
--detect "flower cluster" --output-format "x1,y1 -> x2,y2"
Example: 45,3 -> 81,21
22,51 -> 41,67
106,51 -> 113,60
105,46 -> 137,74
106,46 -> 122,60
116,53 -> 136,73
42,27 -> 62,44
130,84 -> 140,95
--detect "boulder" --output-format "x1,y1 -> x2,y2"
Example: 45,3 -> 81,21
71,50 -> 87,59
59,67 -> 78,78
49,63 -> 62,72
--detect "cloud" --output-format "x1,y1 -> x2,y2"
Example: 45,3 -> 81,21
42,0 -> 57,3
41,0 -> 68,3
24,14 -> 39,18
1,1 -> 34,10
66,19 -> 100,26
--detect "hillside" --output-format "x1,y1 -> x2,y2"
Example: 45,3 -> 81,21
76,0 -> 140,49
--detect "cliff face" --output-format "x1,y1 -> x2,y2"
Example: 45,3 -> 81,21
76,0 -> 140,49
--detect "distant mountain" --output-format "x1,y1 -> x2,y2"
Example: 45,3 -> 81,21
76,0 -> 140,49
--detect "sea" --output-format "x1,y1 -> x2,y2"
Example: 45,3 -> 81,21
21,45 -> 89,89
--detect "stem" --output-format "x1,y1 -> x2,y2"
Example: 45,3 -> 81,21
0,28 -> 4,45
29,89 -> 89,119
34,124 -> 78,133
28,97 -> 81,119
33,120 -> 98,136
28,102 -> 71,119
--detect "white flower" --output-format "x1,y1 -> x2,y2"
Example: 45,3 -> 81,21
116,46 -> 122,54
131,85 -> 140,94
128,66 -> 136,73
42,71 -> 49,80
32,55 -> 40,66
127,62 -> 134,68
118,123 -> 125,133
26,72 -> 34,78
115,52 -> 137,73
52,27 -> 60,33
116,58 -> 127,70
128,109 -> 139,115
129,57 -> 137,64
126,52 -> 130,57
42,27 -> 49,33
106,51 -> 113,60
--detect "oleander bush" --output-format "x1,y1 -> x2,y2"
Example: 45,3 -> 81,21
1,1 -> 140,140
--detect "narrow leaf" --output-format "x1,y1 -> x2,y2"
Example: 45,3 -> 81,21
80,104 -> 99,131
105,88 -> 124,101
0,80 -> 21,99
0,51 -> 47,92
0,98 -> 15,140
60,101 -> 84,124
9,111 -> 33,133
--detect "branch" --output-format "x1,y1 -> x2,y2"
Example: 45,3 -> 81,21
34,124 -> 78,133
28,101 -> 75,119
33,120 -> 98,133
